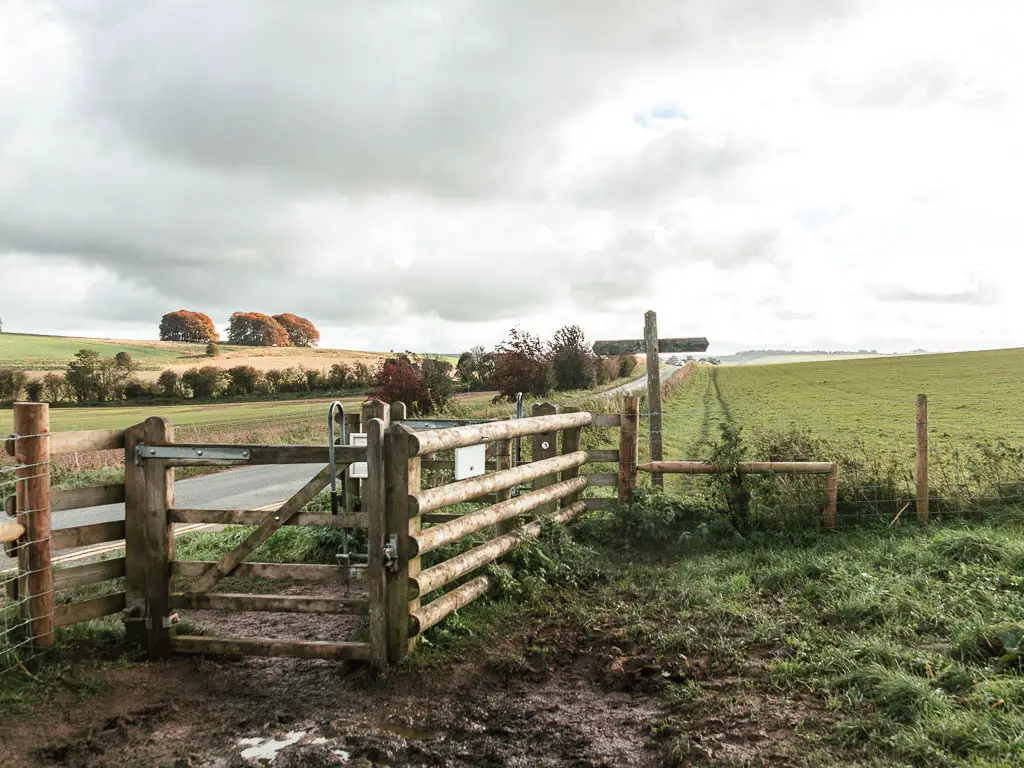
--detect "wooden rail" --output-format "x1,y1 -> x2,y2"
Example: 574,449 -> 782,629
169,509 -> 367,528
409,575 -> 492,636
635,460 -> 839,528
4,483 -> 126,517
54,592 -> 126,629
50,429 -> 126,455
168,592 -> 369,615
172,560 -> 364,585
637,461 -> 837,474
410,500 -> 588,598
53,557 -> 126,590
410,451 -> 589,515
51,521 -> 126,551
411,475 -> 588,556
171,636 -> 371,661
408,412 -> 593,455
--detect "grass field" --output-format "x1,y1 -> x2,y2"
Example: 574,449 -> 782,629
647,348 -> 1024,522
0,331 -> 423,378
661,347 -> 1024,457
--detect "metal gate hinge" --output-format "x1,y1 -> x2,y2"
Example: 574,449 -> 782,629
383,534 -> 399,573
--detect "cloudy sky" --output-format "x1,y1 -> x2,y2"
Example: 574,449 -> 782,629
2,1 -> 1021,354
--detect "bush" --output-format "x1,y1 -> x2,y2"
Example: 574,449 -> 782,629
156,369 -> 180,398
41,372 -> 67,403
64,349 -> 136,402
549,324 -> 595,391
594,357 -> 619,385
24,379 -> 43,402
617,355 -> 638,378
455,347 -> 495,391
352,362 -> 374,389
491,327 -> 551,402
420,357 -> 454,410
328,363 -> 350,388
205,342 -> 219,357
181,366 -> 225,398
374,354 -> 429,412
225,365 -> 262,396
0,368 -> 28,403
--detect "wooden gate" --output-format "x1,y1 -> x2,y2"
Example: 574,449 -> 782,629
127,401 -> 390,669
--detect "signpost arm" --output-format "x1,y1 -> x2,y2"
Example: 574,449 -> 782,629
644,310 -> 664,489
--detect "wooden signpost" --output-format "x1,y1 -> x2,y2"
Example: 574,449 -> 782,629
594,310 -> 709,488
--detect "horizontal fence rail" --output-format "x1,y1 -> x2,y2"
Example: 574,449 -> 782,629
407,411 -> 593,455
411,500 -> 588,599
411,451 -> 589,515
638,461 -> 837,475
411,475 -> 589,557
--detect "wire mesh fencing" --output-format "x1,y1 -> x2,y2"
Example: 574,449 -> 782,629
609,364 -> 1024,528
1,456 -> 52,678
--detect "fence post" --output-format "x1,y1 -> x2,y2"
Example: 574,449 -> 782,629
141,416 -> 174,659
390,401 -> 408,422
644,310 -> 664,488
343,411 -> 361,516
560,406 -> 582,507
362,400 -> 390,670
13,402 -> 53,646
493,438 -> 513,534
824,466 -> 838,530
123,420 -> 147,646
531,403 -> 559,514
916,394 -> 929,523
618,396 -> 639,504
363,417 -> 388,671
384,424 -> 420,663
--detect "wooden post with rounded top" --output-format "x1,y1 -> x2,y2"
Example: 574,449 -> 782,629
14,402 -> 53,646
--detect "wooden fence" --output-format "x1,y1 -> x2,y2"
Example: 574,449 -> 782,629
7,392 -> 939,670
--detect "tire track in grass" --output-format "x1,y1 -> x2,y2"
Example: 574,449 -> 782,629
711,367 -> 733,425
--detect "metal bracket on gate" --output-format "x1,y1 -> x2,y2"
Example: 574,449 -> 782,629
383,534 -> 399,573
135,443 -> 251,465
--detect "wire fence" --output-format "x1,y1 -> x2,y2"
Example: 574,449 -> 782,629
1,457 -> 51,678
605,365 -> 1024,527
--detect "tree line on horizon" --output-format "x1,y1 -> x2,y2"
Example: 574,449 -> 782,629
0,325 -> 637,414
158,310 -> 320,347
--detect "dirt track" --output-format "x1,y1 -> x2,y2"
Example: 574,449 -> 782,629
1,606 -> 665,768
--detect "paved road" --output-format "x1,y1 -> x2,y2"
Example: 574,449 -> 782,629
603,365 -> 675,395
1,463 -> 324,569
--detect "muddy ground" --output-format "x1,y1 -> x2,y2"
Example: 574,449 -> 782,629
1,593 -> 831,768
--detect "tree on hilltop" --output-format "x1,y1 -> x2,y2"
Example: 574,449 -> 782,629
159,310 -> 218,343
272,313 -> 320,347
227,312 -> 290,346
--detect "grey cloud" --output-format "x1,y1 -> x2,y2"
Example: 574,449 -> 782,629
60,0 -> 853,199
1,0 -> 857,339
574,127 -> 752,207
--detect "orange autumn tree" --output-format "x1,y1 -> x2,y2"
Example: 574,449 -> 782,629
158,310 -> 219,343
272,313 -> 320,347
227,312 -> 290,346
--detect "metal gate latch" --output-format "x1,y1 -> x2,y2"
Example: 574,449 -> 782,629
382,534 -> 399,573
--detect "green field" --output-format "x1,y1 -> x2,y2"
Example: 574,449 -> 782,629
0,333 -> 195,369
0,396 -> 359,433
661,348 -> 1024,459
0,332 -> 415,373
